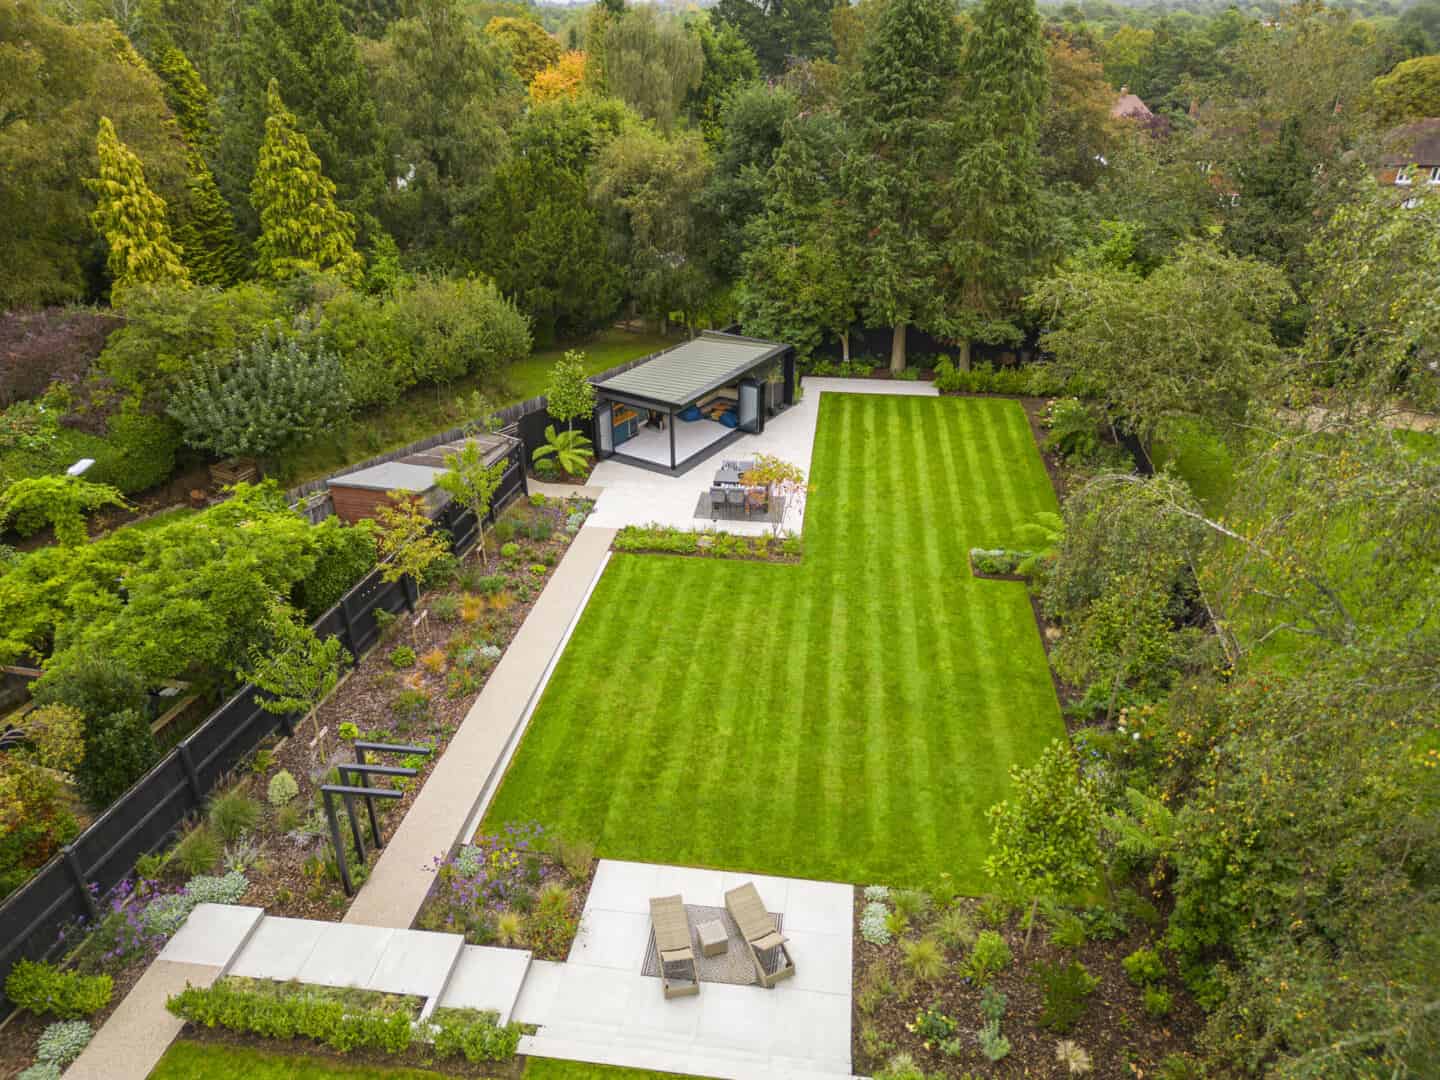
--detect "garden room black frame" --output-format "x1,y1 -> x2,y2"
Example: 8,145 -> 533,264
590,332 -> 796,475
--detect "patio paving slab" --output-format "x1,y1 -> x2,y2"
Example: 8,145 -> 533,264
369,928 -> 465,999
295,922 -> 397,989
435,944 -> 533,1023
159,903 -> 264,968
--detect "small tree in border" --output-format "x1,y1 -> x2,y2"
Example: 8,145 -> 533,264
740,454 -> 808,538
984,737 -> 1103,955
544,349 -> 596,431
248,602 -> 349,746
374,492 -> 450,586
434,439 -> 508,567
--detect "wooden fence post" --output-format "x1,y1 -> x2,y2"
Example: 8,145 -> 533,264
177,742 -> 205,805
62,847 -> 100,922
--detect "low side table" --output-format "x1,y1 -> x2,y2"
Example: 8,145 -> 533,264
696,918 -> 728,958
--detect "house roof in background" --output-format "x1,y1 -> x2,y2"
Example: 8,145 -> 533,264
1111,87 -> 1154,121
1382,118 -> 1440,165
591,332 -> 789,409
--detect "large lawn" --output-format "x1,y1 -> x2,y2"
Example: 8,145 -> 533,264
485,395 -> 1064,889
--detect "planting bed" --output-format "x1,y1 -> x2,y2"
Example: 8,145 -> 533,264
851,889 -> 1203,1078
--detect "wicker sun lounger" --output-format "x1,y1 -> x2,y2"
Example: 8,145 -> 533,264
724,882 -> 796,988
650,894 -> 700,999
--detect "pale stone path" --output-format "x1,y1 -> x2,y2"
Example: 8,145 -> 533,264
345,524 -> 616,929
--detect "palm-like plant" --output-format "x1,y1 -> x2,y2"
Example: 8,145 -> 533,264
532,425 -> 594,477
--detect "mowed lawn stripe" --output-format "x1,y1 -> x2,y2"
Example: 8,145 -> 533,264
485,394 -> 1064,887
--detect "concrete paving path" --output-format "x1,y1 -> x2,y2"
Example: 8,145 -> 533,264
346,524 -> 617,930
515,860 -> 855,1079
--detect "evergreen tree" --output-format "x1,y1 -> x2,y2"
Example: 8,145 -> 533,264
250,80 -> 363,282
843,0 -> 960,371
222,0 -> 386,225
87,116 -> 190,294
153,46 -> 247,285
944,0 -> 1048,369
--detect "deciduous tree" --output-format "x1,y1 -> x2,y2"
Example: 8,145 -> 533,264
0,475 -> 127,548
248,601 -> 349,744
1368,54 -> 1440,125
484,15 -> 560,82
530,50 -> 587,102
712,0 -> 840,76
374,493 -> 450,585
602,6 -> 703,133
434,439 -> 509,565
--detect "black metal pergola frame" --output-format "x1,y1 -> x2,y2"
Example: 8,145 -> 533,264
319,739 -> 434,896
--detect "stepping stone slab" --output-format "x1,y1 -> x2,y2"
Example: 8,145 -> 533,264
436,945 -> 533,1024
160,905 -> 264,968
295,923 -> 397,990
369,929 -> 464,1000
228,917 -> 329,982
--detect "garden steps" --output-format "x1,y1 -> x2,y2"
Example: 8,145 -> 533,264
432,944 -> 534,1024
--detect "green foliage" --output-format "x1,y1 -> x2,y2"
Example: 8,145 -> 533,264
430,1007 -> 524,1062
544,350 -> 597,429
1123,946 -> 1166,986
294,518 -> 377,620
602,6 -> 703,132
388,645 -> 416,669
1048,911 -> 1088,950
1031,242 -> 1291,451
935,908 -> 977,950
531,425 -> 593,477
75,707 -> 158,808
374,494 -> 450,585
685,17 -> 760,146
169,333 -> 352,460
5,961 -> 112,1020
166,978 -> 416,1055
87,116 -> 190,294
713,0 -> 835,75
91,400 -> 182,495
173,825 -> 222,876
209,789 -> 261,842
1367,54 -> 1440,125
905,1002 -> 956,1047
1032,959 -> 1100,1033
932,359 -> 1078,397
435,438 -> 509,565
267,770 -> 300,807
1143,985 -> 1173,1019
1044,398 -> 1101,460
35,1019 -> 93,1066
248,603 -> 349,737
251,80 -> 363,282
891,888 -> 932,923
0,475 -> 126,547
901,937 -> 945,981
979,986 -> 1007,1023
976,1017 -> 1011,1061
484,16 -> 559,82
390,277 -> 532,386
964,931 -> 1012,985
984,739 -> 1103,946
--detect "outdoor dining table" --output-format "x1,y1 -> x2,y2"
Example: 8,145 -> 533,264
713,460 -> 757,487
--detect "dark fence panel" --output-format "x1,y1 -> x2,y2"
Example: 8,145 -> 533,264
0,455 -> 530,1014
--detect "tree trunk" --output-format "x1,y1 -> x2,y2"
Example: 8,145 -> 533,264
958,338 -> 973,372
840,328 -> 851,364
890,322 -> 907,373
1023,895 -> 1039,956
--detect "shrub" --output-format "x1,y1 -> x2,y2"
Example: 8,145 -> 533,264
1080,905 -> 1127,941
860,902 -> 892,945
173,825 -> 221,875
935,908 -> 977,950
431,594 -> 461,621
1033,959 -> 1100,1033
930,875 -> 961,910
391,277 -> 531,386
389,645 -> 416,669
209,789 -> 261,841
420,552 -> 459,591
475,573 -> 508,595
185,869 -> 249,906
875,1052 -> 925,1080
904,1002 -> 955,1049
391,688 -> 431,727
5,961 -> 112,1020
18,1064 -> 61,1080
1044,397 -> 1101,459
976,1018 -> 1011,1062
267,769 -> 299,807
74,706 -> 158,809
500,542 -> 519,559
891,888 -> 931,923
976,894 -> 1012,927
863,885 -> 891,903
884,909 -> 910,940
420,648 -> 447,674
902,937 -> 945,981
1123,946 -> 1166,986
431,1006 -> 523,1062
1049,911 -> 1088,950
169,333 -> 352,459
527,518 -> 553,541
964,931 -> 1012,985
295,518 -> 376,620
554,837 -> 596,880
1144,985 -> 1173,1018
980,985 -> 1008,1023
140,893 -> 194,937
92,401 -> 181,494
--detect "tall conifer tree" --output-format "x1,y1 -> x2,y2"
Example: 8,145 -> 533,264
88,117 -> 190,293
844,0 -> 960,371
944,0 -> 1048,368
250,80 -> 363,282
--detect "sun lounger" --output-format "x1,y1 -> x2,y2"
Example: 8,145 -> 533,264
724,881 -> 795,988
650,894 -> 700,999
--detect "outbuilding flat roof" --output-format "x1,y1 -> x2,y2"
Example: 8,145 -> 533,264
327,433 -> 513,493
592,332 -> 788,409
